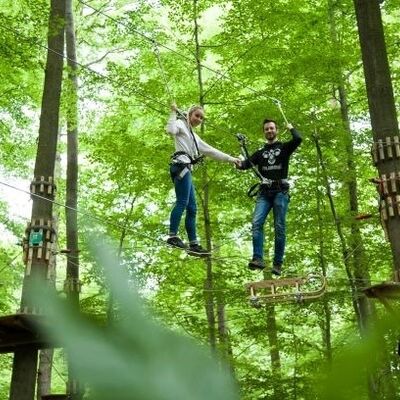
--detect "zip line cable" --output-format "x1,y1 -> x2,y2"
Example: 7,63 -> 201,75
1,19 -> 289,175
32,230 -> 386,317
0,180 -> 253,267
1,25 -> 262,256
0,23 -> 250,145
1,22 -> 384,293
77,0 -> 289,115
0,177 -> 386,300
152,40 -> 175,104
0,25 -> 170,116
201,38 -> 268,100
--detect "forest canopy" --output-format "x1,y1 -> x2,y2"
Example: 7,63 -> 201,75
0,0 -> 399,399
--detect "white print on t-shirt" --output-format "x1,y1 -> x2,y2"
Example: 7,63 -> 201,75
262,148 -> 281,165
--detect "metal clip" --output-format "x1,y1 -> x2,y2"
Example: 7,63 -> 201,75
261,178 -> 273,187
236,133 -> 247,143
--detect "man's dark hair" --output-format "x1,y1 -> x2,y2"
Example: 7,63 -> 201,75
263,119 -> 277,127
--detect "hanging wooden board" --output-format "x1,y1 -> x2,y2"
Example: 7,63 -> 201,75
245,274 -> 327,307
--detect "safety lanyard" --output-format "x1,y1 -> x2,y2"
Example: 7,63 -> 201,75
188,125 -> 201,159
237,133 -> 277,197
236,133 -> 267,183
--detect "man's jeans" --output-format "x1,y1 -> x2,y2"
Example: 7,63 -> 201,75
252,191 -> 290,266
169,164 -> 197,242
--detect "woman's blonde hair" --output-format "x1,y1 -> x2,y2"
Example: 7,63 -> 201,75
187,105 -> 204,117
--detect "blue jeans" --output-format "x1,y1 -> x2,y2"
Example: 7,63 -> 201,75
169,164 -> 197,242
252,191 -> 290,266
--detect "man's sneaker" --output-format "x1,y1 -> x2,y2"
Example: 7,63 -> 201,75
271,264 -> 282,276
248,258 -> 265,271
187,243 -> 211,257
166,236 -> 187,250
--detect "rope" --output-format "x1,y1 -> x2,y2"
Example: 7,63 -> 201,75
2,12 -> 381,299
273,99 -> 290,126
0,23 -> 254,147
151,40 -> 175,104
0,24 -> 169,116
77,0 -> 287,111
0,180 -> 248,265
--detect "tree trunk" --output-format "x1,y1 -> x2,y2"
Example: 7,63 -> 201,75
9,0 -> 65,399
37,349 -> 54,399
315,157 -> 332,362
192,0 -> 217,351
339,83 -> 373,330
353,0 -> 400,278
265,305 -> 282,398
314,133 -> 383,398
314,134 -> 363,326
64,0 -> 81,398
37,151 -> 61,400
327,0 -> 373,334
216,292 -> 235,377
337,3 -> 397,396
201,166 -> 216,350
109,193 -> 138,323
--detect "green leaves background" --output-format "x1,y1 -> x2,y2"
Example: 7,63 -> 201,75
0,0 -> 399,398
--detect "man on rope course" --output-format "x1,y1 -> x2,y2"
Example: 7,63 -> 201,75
166,103 -> 241,257
237,118 -> 302,275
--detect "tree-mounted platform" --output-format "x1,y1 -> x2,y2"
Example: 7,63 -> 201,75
245,274 -> 327,307
41,395 -> 69,400
363,281 -> 400,313
363,281 -> 400,299
0,313 -> 57,353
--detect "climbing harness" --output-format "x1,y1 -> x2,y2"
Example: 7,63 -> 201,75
236,133 -> 288,197
152,40 -> 206,173
169,110 -> 205,173
170,149 -> 204,180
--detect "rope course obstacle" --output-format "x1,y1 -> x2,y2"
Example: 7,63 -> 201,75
245,274 -> 327,308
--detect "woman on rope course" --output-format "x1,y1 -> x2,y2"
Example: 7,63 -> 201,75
166,103 -> 241,257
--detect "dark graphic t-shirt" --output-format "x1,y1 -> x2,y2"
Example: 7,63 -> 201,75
241,128 -> 302,187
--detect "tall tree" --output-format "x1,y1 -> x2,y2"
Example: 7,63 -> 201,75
65,0 -> 82,398
353,0 -> 400,277
37,149 -> 61,400
265,305 -> 282,398
9,0 -> 65,399
191,0 -> 217,351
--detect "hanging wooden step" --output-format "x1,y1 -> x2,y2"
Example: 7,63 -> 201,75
41,396 -> 69,400
245,274 -> 327,307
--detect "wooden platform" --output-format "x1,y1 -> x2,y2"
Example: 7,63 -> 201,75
41,395 -> 69,400
363,282 -> 400,300
0,314 -> 56,353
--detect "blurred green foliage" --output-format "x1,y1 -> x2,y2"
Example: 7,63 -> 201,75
33,238 -> 239,400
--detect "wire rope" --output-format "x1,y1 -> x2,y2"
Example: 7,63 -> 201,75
76,0 -> 288,111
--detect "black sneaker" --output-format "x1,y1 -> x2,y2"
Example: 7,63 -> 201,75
248,258 -> 265,271
166,236 -> 187,250
271,264 -> 282,276
187,243 -> 211,257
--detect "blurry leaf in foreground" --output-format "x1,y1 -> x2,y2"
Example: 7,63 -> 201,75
32,237 -> 239,400
318,311 -> 400,400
